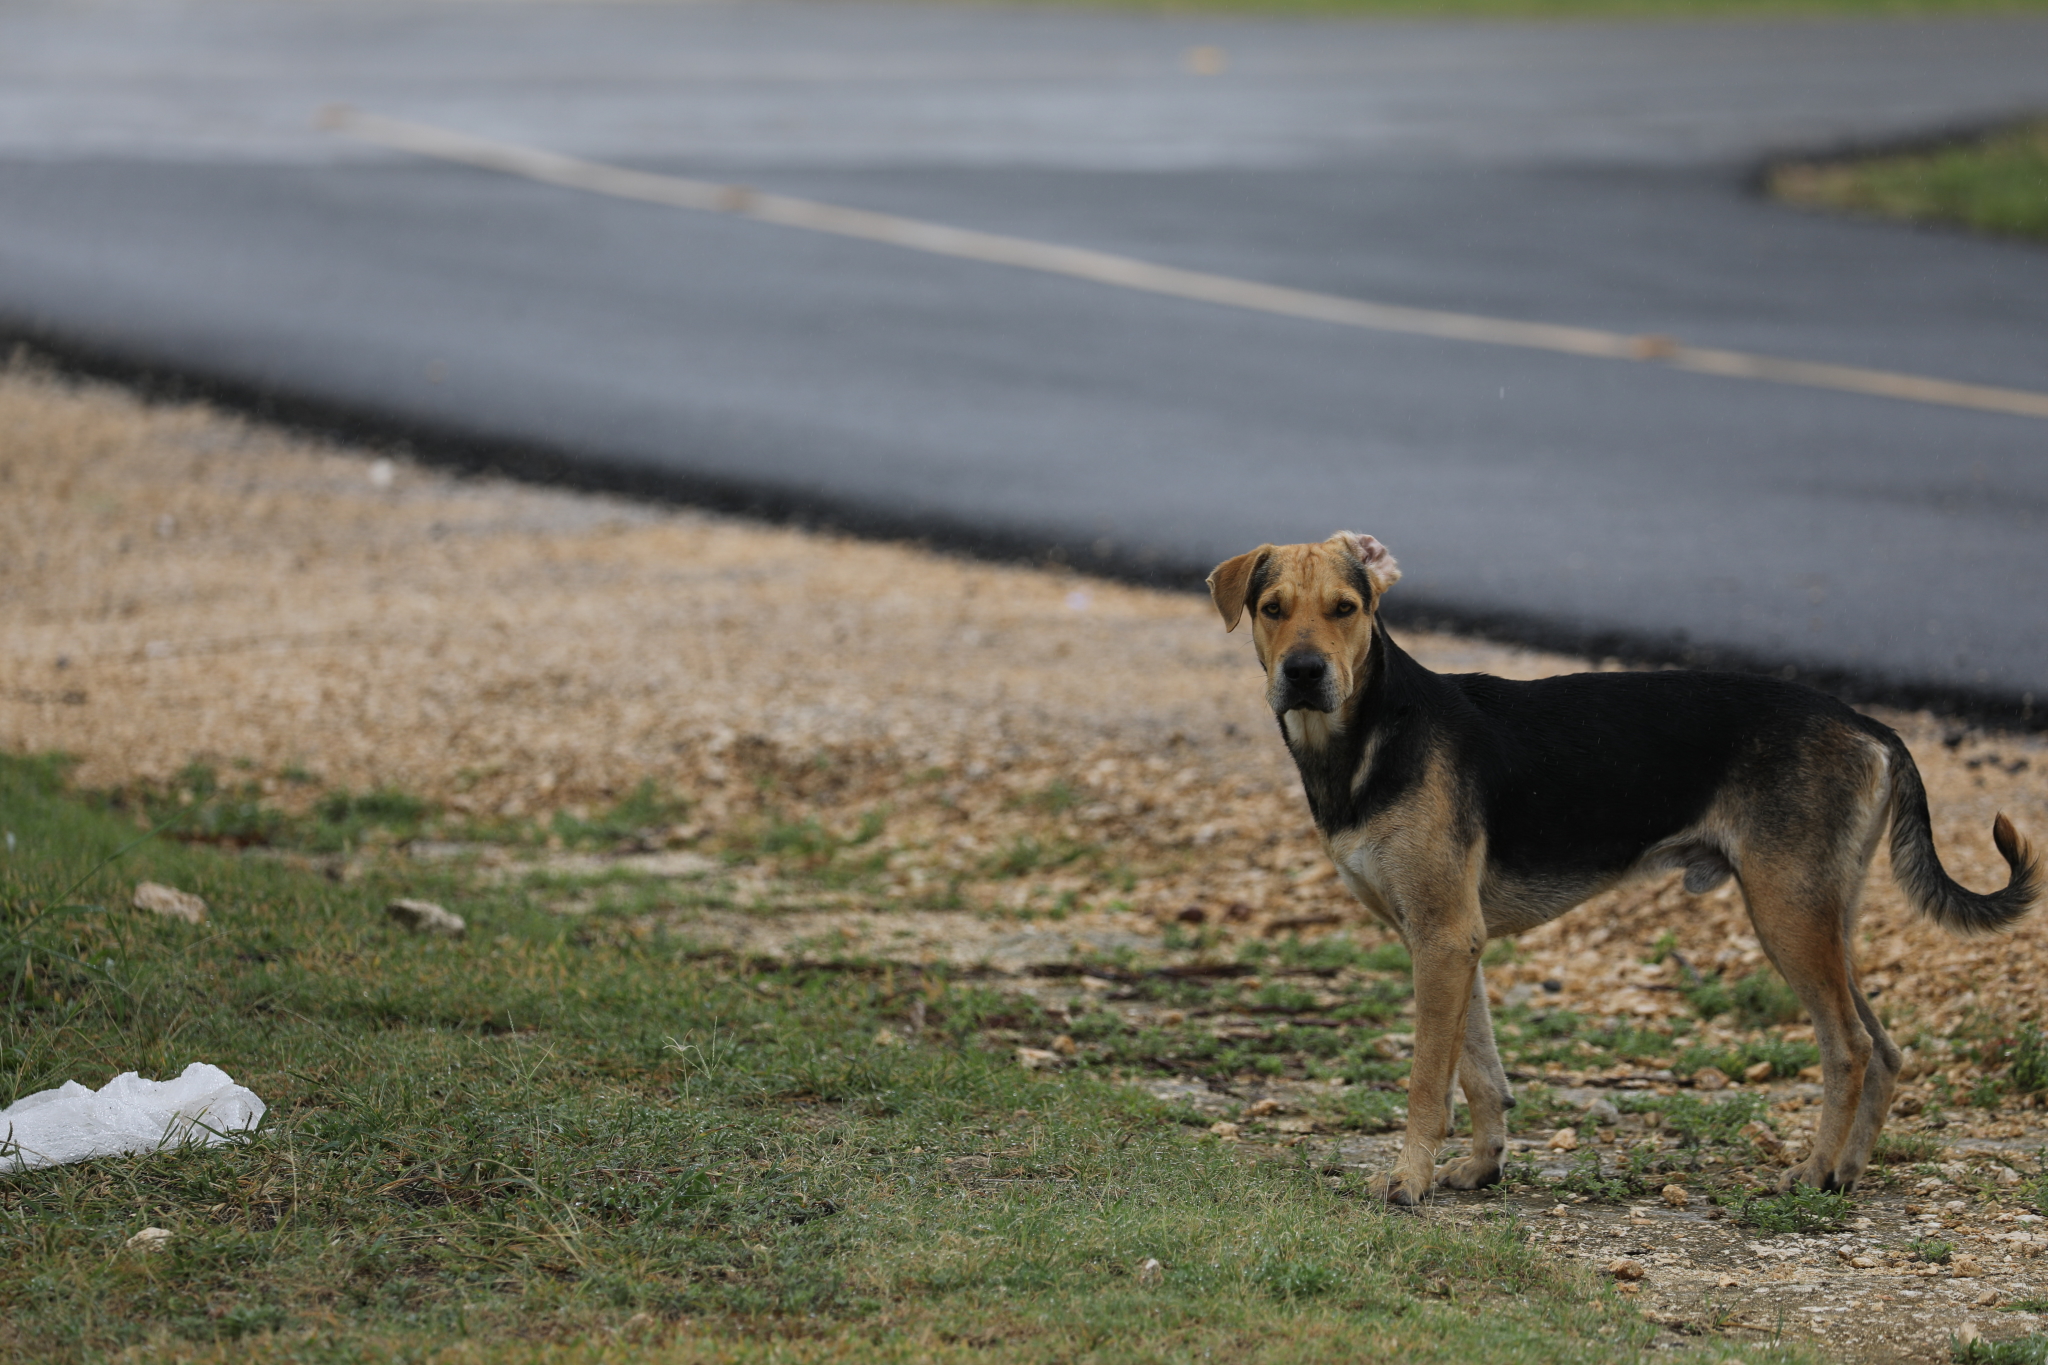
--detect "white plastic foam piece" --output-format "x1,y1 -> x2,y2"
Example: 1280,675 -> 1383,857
0,1063 -> 265,1172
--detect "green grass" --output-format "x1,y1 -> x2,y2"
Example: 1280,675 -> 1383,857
1954,1333 -> 2048,1364
0,755 -> 1684,1364
1730,1186 -> 1854,1235
1772,121 -> 2048,246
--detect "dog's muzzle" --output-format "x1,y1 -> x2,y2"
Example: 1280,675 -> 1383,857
1273,651 -> 1338,713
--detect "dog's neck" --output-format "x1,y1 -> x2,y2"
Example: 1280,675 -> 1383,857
1277,618 -> 1417,833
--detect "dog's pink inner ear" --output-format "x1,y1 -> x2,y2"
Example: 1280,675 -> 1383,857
1336,531 -> 1402,593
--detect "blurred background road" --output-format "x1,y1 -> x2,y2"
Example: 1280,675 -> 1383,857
3,0 -> 2046,705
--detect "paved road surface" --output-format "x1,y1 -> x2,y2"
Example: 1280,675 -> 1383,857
4,1 -> 2047,707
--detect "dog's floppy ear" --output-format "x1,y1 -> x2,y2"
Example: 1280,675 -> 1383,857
1333,531 -> 1401,596
1206,545 -> 1273,632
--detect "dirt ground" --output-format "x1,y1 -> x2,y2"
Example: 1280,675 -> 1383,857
6,357 -> 2048,1360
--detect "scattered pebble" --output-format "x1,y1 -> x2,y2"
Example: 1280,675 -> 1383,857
132,882 -> 206,924
125,1227 -> 174,1253
385,898 -> 465,937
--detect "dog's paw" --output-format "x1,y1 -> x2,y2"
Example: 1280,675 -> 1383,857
1774,1156 -> 1837,1194
1434,1154 -> 1504,1190
1368,1168 -> 1431,1207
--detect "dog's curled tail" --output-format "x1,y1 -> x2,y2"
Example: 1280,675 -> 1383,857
1885,734 -> 2040,934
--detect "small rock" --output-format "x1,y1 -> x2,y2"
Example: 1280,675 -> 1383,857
1606,1258 -> 1645,1281
125,1227 -> 174,1252
1050,1034 -> 1079,1056
1848,1255 -> 1879,1269
1208,1121 -> 1242,1141
1740,1120 -> 1784,1155
1136,1257 -> 1164,1285
620,1311 -> 660,1341
1544,1204 -> 1569,1218
1159,1010 -> 1186,1026
1547,1127 -> 1580,1152
1692,1066 -> 1730,1092
872,1028 -> 902,1048
1956,1323 -> 1982,1347
1743,1061 -> 1775,1083
1975,1288 -> 2001,1306
1015,1047 -> 1063,1070
1583,1099 -> 1621,1125
1951,1254 -> 1984,1277
133,882 -> 206,924
1661,1184 -> 1689,1209
385,898 -> 465,937
1996,1165 -> 2024,1186
1245,1098 -> 1283,1118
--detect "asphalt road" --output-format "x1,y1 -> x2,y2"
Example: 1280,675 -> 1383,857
4,1 -> 2047,708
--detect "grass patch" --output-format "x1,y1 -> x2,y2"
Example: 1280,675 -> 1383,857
0,754 -> 1659,1363
1619,1092 -> 1772,1148
1772,120 -> 2048,246
1873,1130 -> 1946,1165
1730,1186 -> 1854,1235
1954,1333 -> 2048,1364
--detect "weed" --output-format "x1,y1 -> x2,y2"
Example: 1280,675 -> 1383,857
1732,1186 -> 1854,1235
1952,1332 -> 2048,1364
2015,1025 -> 2048,1094
1360,942 -> 1412,973
1912,1239 -> 1956,1264
1676,1034 -> 1819,1081
1730,969 -> 1805,1029
1677,968 -> 1803,1029
550,779 -> 692,848
1973,1075 -> 2011,1110
1162,921 -> 1224,953
1621,1092 -> 1771,1148
1873,1131 -> 1945,1165
1681,976 -> 1734,1022
1553,1151 -> 1633,1202
1335,1088 -> 1406,1132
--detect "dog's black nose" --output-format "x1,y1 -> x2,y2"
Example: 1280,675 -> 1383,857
1282,654 -> 1327,685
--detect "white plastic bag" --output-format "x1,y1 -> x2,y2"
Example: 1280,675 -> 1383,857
0,1063 -> 265,1173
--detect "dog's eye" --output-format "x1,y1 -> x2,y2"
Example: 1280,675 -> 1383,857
1331,600 -> 1357,616
1260,600 -> 1284,618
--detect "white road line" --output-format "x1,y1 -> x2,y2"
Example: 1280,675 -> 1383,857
322,106 -> 2048,423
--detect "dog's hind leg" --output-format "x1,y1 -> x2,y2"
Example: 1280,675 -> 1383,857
1743,857 -> 1873,1193
1437,961 -> 1513,1190
1838,983 -> 1904,1189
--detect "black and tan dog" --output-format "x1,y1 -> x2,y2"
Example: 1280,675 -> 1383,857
1208,532 -> 2040,1206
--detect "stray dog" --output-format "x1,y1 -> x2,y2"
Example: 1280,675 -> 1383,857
1207,532 -> 2040,1205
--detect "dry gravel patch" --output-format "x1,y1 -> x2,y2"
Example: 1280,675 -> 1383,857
7,360 -> 2048,1360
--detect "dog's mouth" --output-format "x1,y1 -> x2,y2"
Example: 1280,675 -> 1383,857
1269,652 -> 1341,715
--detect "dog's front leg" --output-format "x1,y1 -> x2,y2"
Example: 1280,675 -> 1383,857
1375,919 -> 1482,1206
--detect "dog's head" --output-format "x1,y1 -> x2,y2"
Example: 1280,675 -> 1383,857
1206,532 -> 1401,718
